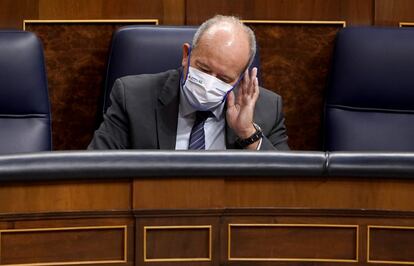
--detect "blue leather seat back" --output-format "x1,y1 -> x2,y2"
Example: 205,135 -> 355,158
103,25 -> 261,113
0,31 -> 51,154
324,27 -> 414,151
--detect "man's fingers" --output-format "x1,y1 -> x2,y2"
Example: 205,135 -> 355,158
241,69 -> 249,95
226,90 -> 235,108
235,85 -> 243,104
237,67 -> 259,102
253,77 -> 259,99
250,67 -> 257,81
247,67 -> 258,96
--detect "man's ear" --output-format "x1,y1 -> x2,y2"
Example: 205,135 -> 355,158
181,43 -> 191,67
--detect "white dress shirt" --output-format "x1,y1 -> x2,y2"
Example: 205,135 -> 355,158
175,85 -> 227,150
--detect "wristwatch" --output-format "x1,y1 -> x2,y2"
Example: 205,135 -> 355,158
235,123 -> 263,148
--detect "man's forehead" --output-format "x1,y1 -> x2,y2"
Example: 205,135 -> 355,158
189,22 -> 250,78
203,23 -> 237,45
197,30 -> 249,62
200,23 -> 244,47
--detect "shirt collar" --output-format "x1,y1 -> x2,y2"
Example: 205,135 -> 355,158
179,80 -> 225,120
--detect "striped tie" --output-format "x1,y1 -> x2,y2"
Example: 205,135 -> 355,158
189,111 -> 212,150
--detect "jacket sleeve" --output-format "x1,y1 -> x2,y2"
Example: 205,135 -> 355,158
259,94 -> 290,151
88,79 -> 130,149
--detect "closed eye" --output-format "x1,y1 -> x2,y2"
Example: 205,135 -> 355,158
217,76 -> 232,84
200,67 -> 211,74
195,62 -> 211,74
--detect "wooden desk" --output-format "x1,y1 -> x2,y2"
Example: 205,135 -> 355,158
1,151 -> 414,266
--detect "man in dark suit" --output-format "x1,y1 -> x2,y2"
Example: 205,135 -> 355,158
88,15 -> 289,150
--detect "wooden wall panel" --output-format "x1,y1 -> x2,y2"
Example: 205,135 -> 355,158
0,0 -> 375,29
0,0 -> 184,29
368,226 -> 414,264
0,226 -> 126,265
0,0 -> 38,29
1,218 -> 135,266
133,176 -> 414,211
3,177 -> 414,265
185,0 -> 374,26
136,216 -> 220,266
134,210 -> 414,266
0,180 -> 131,213
38,0 -> 105,19
38,0 -> 185,25
247,22 -> 341,150
226,177 -> 414,211
26,21 -> 157,150
144,226 -> 211,261
228,224 -> 357,262
133,178 -> 225,209
162,0 -> 186,25
375,0 -> 414,26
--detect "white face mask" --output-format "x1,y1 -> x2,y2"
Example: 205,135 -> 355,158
182,66 -> 234,111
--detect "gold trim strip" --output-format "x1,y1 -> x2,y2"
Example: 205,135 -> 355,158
367,225 -> 414,265
23,19 -> 159,30
228,223 -> 358,263
0,225 -> 127,266
143,225 -> 212,262
242,19 -> 346,27
399,22 -> 414,27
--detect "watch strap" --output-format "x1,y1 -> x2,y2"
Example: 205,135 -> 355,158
235,123 -> 263,148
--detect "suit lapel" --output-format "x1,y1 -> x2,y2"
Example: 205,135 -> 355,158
156,70 -> 180,149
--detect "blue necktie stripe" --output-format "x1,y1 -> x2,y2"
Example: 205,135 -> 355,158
189,111 -> 212,150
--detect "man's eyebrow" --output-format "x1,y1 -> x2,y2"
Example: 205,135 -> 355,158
196,60 -> 235,81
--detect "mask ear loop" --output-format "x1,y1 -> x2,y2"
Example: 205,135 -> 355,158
222,56 -> 257,103
221,74 -> 243,103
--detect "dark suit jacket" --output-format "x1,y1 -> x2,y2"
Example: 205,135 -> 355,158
88,69 -> 289,150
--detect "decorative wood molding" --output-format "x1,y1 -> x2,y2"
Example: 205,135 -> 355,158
228,223 -> 358,262
399,22 -> 414,27
143,225 -> 212,262
0,225 -> 127,266
242,20 -> 346,27
23,19 -> 158,30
